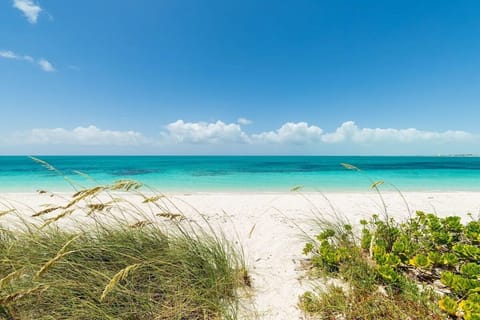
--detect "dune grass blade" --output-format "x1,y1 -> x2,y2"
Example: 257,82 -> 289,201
36,250 -> 76,278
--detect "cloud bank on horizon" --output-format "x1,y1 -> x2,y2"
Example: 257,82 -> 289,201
0,120 -> 476,155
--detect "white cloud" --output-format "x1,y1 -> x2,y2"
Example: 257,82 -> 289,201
237,117 -> 252,125
13,0 -> 42,24
321,121 -> 473,144
0,49 -> 55,72
23,55 -> 34,62
252,122 -> 324,144
11,125 -> 147,146
163,120 -> 249,144
161,119 -> 474,148
0,50 -> 19,59
38,58 -> 55,72
1,120 -> 477,155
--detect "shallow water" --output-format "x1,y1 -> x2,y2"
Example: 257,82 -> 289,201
1,156 -> 480,192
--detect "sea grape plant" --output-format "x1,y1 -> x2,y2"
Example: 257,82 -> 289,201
302,210 -> 480,319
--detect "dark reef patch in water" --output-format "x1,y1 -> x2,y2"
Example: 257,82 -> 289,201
112,169 -> 159,176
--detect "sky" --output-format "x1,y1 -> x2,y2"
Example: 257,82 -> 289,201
1,0 -> 480,155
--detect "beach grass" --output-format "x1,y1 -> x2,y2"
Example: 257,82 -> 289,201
0,181 -> 249,320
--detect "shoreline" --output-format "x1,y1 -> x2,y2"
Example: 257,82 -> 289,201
2,191 -> 480,319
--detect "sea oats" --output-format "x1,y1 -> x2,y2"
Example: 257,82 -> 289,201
0,270 -> 23,289
36,236 -> 79,278
100,264 -> 140,301
67,186 -> 105,209
0,209 -> 15,217
142,195 -> 165,203
0,285 -> 49,304
87,203 -> 109,215
110,180 -> 143,191
128,221 -> 152,228
32,206 -> 62,217
35,250 -> 75,278
41,209 -> 75,228
157,212 -> 185,221
36,250 -> 76,278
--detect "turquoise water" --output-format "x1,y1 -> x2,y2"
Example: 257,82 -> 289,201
1,156 -> 480,192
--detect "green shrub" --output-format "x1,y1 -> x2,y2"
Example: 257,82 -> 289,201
301,209 -> 480,319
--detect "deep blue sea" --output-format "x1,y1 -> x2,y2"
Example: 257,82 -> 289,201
1,156 -> 480,192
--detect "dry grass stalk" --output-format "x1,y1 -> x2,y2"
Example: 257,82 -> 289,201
29,157 -> 57,172
32,206 -> 62,217
36,251 -> 76,278
157,212 -> 185,221
0,270 -> 23,289
0,209 -> 15,217
58,235 -> 80,254
0,285 -> 49,304
340,163 -> 361,171
128,221 -> 152,228
67,186 -> 105,209
110,180 -> 143,191
142,195 -> 164,203
41,209 -> 75,228
36,236 -> 79,278
87,203 -> 109,215
72,170 -> 94,181
100,264 -> 141,301
248,224 -> 256,239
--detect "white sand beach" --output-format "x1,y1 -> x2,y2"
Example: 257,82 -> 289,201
2,191 -> 480,319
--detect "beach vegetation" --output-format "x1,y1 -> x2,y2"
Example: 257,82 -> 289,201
300,209 -> 480,319
0,177 -> 249,319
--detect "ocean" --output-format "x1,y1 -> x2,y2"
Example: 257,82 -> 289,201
1,156 -> 480,192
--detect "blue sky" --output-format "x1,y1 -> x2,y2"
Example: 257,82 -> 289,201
1,0 -> 480,154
